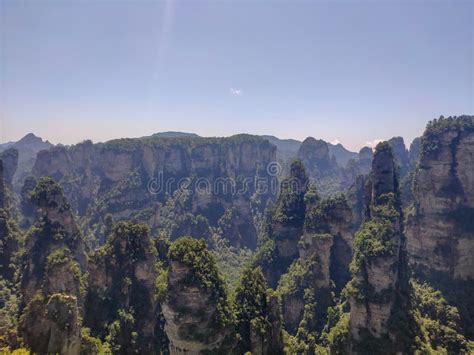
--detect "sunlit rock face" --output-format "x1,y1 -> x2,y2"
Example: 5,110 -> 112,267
33,135 -> 277,249
407,116 -> 474,280
161,237 -> 233,354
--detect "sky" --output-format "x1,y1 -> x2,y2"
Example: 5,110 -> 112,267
1,0 -> 472,151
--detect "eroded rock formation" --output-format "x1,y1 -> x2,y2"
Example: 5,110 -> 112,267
162,237 -> 233,354
407,116 -> 474,279
84,221 -> 163,354
33,135 -> 277,249
406,116 -> 474,337
347,142 -> 409,353
278,190 -> 353,334
19,177 -> 88,354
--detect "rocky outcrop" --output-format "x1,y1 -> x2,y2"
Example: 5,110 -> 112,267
346,174 -> 369,231
33,135 -> 277,249
278,192 -> 353,334
0,209 -> 20,283
0,157 -> 21,282
407,116 -> 474,280
357,147 -> 373,174
388,137 -> 409,177
408,137 -> 421,171
249,292 -> 284,355
0,149 -> 18,210
388,136 -> 420,207
297,138 -> 334,176
19,178 -> 88,355
84,221 -> 162,354
297,138 -> 346,196
328,143 -> 359,167
162,237 -> 233,354
0,148 -> 19,188
3,133 -> 53,191
303,192 -> 354,291
347,142 -> 409,353
262,160 -> 308,287
406,116 -> 474,338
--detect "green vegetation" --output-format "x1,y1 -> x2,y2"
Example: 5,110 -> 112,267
273,160 -> 308,226
304,194 -> 348,233
45,293 -> 77,330
410,280 -> 473,354
325,312 -> 350,354
3,118 -> 474,353
104,309 -> 138,354
168,236 -> 233,327
421,115 -> 474,159
277,258 -> 315,297
350,219 -> 396,271
156,187 -> 213,241
234,266 -> 269,352
0,279 -> 19,349
29,177 -> 69,210
102,132 -> 270,153
413,266 -> 474,340
83,221 -> 162,354
80,327 -> 108,355
0,209 -> 22,282
211,235 -> 253,291
45,247 -> 70,266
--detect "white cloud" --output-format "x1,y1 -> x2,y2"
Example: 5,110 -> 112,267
365,139 -> 384,148
330,139 -> 341,145
230,88 -> 243,96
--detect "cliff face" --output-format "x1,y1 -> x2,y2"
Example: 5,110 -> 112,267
84,221 -> 163,354
408,137 -> 421,171
0,149 -> 18,210
249,292 -> 284,355
357,147 -> 373,174
407,116 -> 474,280
297,138 -> 334,177
387,137 -> 409,177
0,209 -> 21,283
0,149 -> 19,188
19,178 -> 88,355
406,116 -> 474,338
262,160 -> 308,288
1,133 -> 54,191
162,237 -> 233,354
347,142 -> 408,353
0,157 -> 22,282
297,137 -> 353,196
33,135 -> 276,249
278,192 -> 353,335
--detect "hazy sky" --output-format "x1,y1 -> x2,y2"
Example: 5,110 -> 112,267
1,0 -> 472,151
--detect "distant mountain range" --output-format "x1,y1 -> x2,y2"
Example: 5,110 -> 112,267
0,131 -> 417,193
148,132 -> 361,167
0,133 -> 53,155
0,133 -> 53,190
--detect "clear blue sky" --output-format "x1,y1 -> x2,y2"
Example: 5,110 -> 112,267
1,0 -> 472,151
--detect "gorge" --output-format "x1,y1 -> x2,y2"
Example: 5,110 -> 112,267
0,116 -> 473,354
